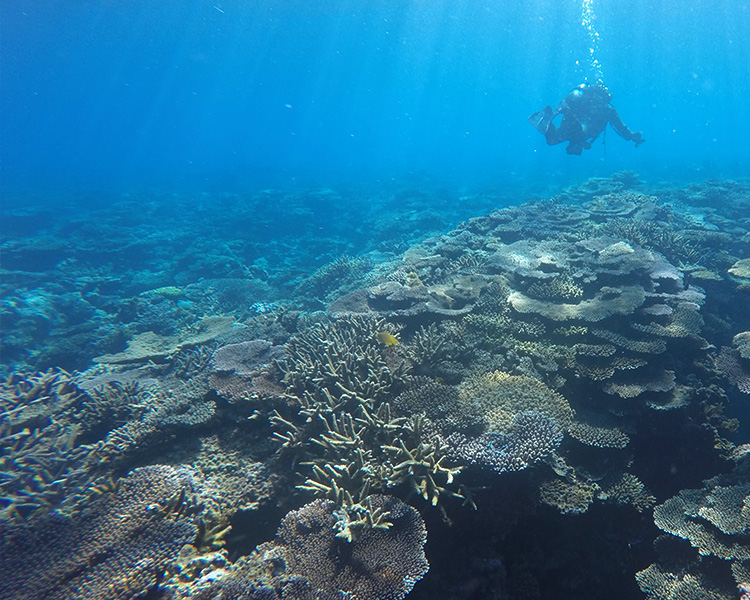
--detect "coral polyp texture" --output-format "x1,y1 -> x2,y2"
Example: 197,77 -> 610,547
457,370 -> 574,433
2,176 -> 750,599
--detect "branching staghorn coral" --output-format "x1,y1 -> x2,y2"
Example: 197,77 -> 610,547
405,322 -> 453,370
282,315 -> 410,406
274,316 -> 475,515
0,420 -> 91,520
0,367 -> 215,521
0,368 -> 94,519
381,415 -> 466,507
0,367 -> 85,425
274,400 -> 468,509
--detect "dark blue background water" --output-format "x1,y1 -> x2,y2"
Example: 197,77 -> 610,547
2,0 -> 749,196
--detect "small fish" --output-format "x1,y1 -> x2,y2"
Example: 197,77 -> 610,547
375,332 -> 399,346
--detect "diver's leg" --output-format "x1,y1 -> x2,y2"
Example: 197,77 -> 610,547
544,122 -> 567,146
528,106 -> 555,135
555,117 -> 587,151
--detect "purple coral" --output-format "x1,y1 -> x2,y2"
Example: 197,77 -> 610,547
445,411 -> 563,473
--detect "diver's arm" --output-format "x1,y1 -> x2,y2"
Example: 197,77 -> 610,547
608,107 -> 645,146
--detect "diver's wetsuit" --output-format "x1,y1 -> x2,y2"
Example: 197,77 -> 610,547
530,84 -> 644,155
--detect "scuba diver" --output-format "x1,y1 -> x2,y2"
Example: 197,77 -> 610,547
529,83 -> 645,155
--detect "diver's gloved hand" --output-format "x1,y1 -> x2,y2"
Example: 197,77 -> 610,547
632,131 -> 645,147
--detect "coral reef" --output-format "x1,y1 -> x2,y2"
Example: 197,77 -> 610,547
0,363 -> 219,521
294,254 -> 372,307
729,258 -> 750,282
715,346 -> 750,394
210,339 -> 286,376
3,176 -> 750,599
457,371 -> 573,433
735,332 -> 750,360
282,315 -> 410,405
95,315 -> 236,364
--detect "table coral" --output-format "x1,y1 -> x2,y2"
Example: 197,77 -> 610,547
259,494 -> 428,599
95,315 -> 235,364
539,478 -> 600,514
508,285 -> 647,322
715,346 -> 750,394
210,339 -> 286,376
639,458 -> 750,599
729,258 -> 750,281
636,564 -> 729,600
567,420 -> 630,449
735,332 -> 750,360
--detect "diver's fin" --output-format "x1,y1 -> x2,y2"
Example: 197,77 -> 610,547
528,105 -> 554,134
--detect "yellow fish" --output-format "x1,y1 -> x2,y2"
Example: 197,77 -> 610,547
375,332 -> 399,346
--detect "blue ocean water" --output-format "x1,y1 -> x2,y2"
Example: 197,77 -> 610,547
3,3 -> 750,600
2,0 -> 748,194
